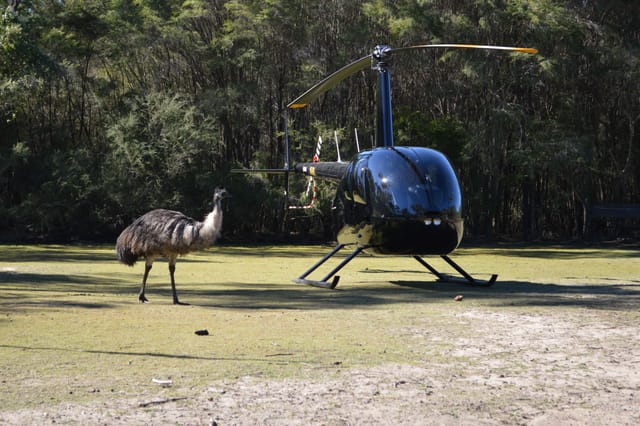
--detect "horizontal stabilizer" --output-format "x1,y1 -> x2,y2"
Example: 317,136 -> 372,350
231,168 -> 291,174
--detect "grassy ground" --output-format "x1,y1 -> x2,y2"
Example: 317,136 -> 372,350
1,243 -> 639,424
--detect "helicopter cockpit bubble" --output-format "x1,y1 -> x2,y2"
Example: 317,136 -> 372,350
343,146 -> 462,220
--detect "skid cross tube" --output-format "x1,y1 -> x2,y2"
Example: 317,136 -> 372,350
294,244 -> 365,289
414,255 -> 498,287
413,255 -> 446,280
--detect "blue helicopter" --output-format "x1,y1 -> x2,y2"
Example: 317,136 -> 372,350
237,43 -> 537,289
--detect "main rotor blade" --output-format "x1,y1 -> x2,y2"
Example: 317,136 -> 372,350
390,43 -> 538,55
287,54 -> 372,109
287,44 -> 538,109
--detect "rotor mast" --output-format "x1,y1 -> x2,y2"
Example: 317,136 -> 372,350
373,45 -> 395,148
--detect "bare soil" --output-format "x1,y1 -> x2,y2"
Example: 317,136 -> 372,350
4,308 -> 639,425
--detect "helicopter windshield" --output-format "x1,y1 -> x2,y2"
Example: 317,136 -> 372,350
344,147 -> 461,219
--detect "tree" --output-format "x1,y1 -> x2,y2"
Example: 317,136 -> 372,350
1,0 -> 638,241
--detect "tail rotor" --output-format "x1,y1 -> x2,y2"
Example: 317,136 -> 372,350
289,135 -> 324,210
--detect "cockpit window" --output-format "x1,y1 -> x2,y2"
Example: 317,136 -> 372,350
353,147 -> 461,218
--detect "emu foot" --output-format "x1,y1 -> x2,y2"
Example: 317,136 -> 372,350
173,299 -> 190,306
138,293 -> 149,303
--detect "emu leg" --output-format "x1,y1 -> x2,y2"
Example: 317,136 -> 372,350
139,259 -> 153,303
169,257 -> 188,305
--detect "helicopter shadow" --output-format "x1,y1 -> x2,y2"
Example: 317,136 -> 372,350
168,271 -> 640,313
390,278 -> 640,311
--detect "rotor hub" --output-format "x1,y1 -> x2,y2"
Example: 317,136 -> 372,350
372,45 -> 393,68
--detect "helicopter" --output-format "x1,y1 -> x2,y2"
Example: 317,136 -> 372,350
235,43 -> 538,289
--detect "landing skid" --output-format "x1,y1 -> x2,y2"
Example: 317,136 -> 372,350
294,244 -> 497,289
293,244 -> 365,289
414,255 -> 498,287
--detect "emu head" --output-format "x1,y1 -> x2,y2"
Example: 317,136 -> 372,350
213,187 -> 229,204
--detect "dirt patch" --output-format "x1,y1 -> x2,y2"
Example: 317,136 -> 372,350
3,308 -> 639,425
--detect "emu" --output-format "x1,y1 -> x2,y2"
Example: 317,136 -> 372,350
116,187 -> 228,305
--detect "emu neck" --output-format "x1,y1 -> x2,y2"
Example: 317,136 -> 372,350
201,201 -> 223,243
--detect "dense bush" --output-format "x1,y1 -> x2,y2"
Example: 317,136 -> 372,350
1,1 -> 638,242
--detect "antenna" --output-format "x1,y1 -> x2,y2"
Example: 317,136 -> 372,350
284,108 -> 290,170
334,130 -> 342,162
282,108 -> 291,232
354,128 -> 361,153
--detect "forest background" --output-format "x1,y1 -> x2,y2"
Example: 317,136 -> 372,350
1,0 -> 638,243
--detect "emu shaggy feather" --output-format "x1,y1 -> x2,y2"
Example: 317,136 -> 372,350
115,188 -> 227,304
116,209 -> 221,265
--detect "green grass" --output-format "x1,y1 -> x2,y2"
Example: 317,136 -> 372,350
1,243 -> 639,411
